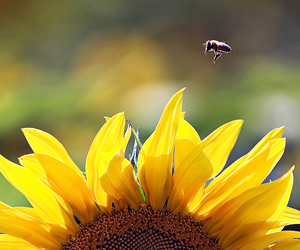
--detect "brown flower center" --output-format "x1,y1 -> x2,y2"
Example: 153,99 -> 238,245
63,205 -> 220,250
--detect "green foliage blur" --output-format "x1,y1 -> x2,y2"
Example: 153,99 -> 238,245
0,0 -> 300,227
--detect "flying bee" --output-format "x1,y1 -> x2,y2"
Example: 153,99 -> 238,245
202,40 -> 232,63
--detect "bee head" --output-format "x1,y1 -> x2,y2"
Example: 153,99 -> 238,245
203,40 -> 212,55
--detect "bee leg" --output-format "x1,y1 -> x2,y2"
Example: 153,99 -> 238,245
213,52 -> 222,63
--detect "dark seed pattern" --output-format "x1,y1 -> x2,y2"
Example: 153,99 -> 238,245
63,205 -> 220,250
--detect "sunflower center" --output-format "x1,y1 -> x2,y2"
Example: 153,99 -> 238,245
63,205 -> 219,250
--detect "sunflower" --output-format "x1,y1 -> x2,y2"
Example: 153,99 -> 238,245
0,89 -> 300,250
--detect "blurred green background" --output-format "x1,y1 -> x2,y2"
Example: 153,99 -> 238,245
1,1 -> 300,230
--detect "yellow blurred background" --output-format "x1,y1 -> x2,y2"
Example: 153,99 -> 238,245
1,1 -> 300,230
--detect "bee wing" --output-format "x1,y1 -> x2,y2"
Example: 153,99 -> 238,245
217,43 -> 232,53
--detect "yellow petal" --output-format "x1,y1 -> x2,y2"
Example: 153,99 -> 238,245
12,206 -> 73,243
267,227 -> 284,234
19,154 -> 49,183
100,155 -> 143,209
147,88 -> 184,156
139,154 -> 174,208
180,111 -> 185,119
0,155 -> 79,234
204,174 -> 286,237
22,128 -> 82,176
174,118 -> 201,167
15,207 -> 42,220
0,202 -> 61,249
119,124 -> 132,158
167,145 -> 213,215
0,234 -> 41,250
238,231 -> 300,250
138,89 -> 184,208
188,184 -> 205,211
227,127 -> 284,169
206,138 -> 285,194
86,112 -> 125,211
218,167 -> 294,250
269,206 -> 300,232
34,153 -> 98,224
137,133 -> 153,174
19,154 -> 81,230
278,207 -> 300,226
201,120 -> 243,177
193,138 -> 285,220
266,238 -> 300,250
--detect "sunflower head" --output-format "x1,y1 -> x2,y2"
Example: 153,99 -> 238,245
0,89 -> 300,249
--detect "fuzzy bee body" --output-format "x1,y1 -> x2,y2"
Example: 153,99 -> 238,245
203,40 -> 232,63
